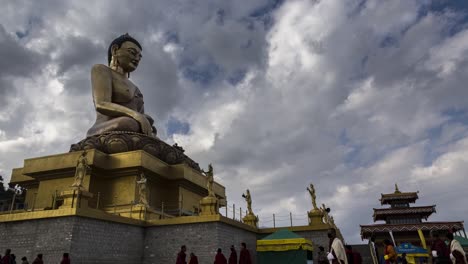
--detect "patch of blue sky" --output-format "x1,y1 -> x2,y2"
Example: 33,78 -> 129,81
164,31 -> 179,44
227,69 -> 247,86
423,108 -> 468,165
426,0 -> 468,37
379,35 -> 399,48
248,0 -> 284,29
339,129 -> 364,167
166,117 -> 190,136
14,17 -> 42,40
181,59 -> 221,86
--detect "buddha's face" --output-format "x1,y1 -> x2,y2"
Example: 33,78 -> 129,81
113,41 -> 142,73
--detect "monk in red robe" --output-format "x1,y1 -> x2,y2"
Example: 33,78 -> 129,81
188,253 -> 199,264
176,245 -> 187,264
239,242 -> 252,264
214,248 -> 227,264
229,245 -> 238,264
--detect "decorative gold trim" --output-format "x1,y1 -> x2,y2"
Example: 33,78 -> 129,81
257,238 -> 314,251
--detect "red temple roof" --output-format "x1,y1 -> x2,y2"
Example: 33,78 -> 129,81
360,221 -> 464,239
373,205 -> 436,221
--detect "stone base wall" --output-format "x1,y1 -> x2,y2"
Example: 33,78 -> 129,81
0,217 -> 73,263
1,216 -> 257,264
1,216 -> 334,264
0,216 -> 144,264
143,221 -> 257,264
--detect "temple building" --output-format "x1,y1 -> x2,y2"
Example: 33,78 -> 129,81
360,184 -> 465,250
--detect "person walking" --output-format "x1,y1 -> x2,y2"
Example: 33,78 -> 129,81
239,242 -> 252,264
31,254 -> 43,264
383,239 -> 397,264
176,245 -> 187,264
228,245 -> 237,264
20,257 -> 29,264
328,228 -> 347,264
214,248 -> 227,264
345,245 -> 354,264
60,253 -> 71,264
431,231 -> 450,264
447,233 -> 468,264
401,253 -> 408,264
1,249 -> 11,264
317,246 -> 328,264
10,254 -> 17,264
188,253 -> 198,264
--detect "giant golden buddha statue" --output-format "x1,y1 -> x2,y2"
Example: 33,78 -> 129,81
70,34 -> 201,171
87,33 -> 156,137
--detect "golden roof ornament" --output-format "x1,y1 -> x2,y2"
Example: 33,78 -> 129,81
394,183 -> 401,194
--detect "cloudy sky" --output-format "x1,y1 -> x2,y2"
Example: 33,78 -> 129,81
1,0 -> 468,243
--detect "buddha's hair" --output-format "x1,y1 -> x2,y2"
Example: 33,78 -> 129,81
107,33 -> 142,65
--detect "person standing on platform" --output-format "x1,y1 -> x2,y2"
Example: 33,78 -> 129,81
383,239 -> 397,264
31,254 -> 43,264
328,228 -> 347,264
446,233 -> 468,264
60,253 -> 71,264
431,231 -> 450,264
228,245 -> 237,264
176,245 -> 187,264
214,248 -> 227,264
239,242 -> 252,264
188,253 -> 198,264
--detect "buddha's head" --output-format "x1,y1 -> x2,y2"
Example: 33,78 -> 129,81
108,33 -> 142,73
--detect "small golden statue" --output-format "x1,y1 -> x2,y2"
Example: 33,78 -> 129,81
71,151 -> 90,189
202,164 -> 215,197
307,183 -> 318,210
86,33 -> 157,137
242,189 -> 254,215
136,173 -> 148,206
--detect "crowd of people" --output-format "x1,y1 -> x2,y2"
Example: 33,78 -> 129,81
3,228 -> 467,264
372,230 -> 468,264
175,242 -> 252,264
0,250 -> 70,264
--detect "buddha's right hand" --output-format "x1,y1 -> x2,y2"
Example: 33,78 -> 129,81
135,114 -> 153,136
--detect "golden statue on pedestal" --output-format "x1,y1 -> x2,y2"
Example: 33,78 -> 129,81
136,173 -> 148,206
242,189 -> 254,215
241,189 -> 258,227
203,164 -> 215,197
307,183 -> 318,210
71,151 -> 90,189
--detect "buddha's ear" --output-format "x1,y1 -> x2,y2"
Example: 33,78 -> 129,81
110,44 -> 119,56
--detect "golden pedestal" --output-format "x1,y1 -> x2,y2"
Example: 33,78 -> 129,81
199,196 -> 218,216
9,149 -> 226,219
60,189 -> 94,209
242,213 -> 258,228
308,209 -> 324,225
